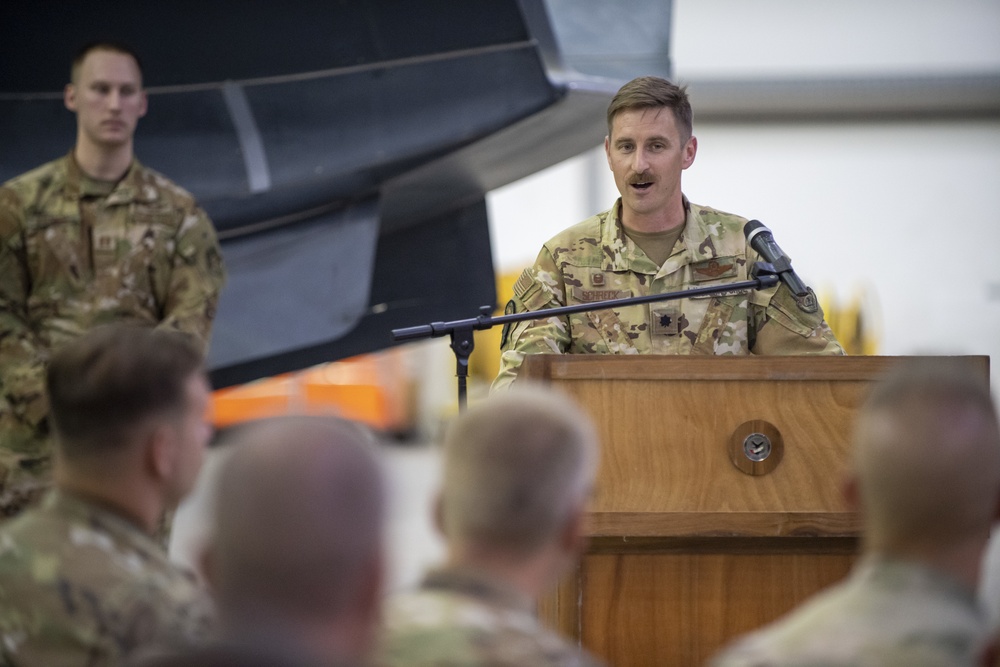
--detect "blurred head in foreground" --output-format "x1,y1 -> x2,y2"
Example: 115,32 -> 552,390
206,416 -> 386,664
846,360 -> 1000,569
378,386 -> 603,667
48,323 -> 210,530
439,384 -> 600,593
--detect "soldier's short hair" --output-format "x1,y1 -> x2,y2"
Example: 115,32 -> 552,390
854,359 -> 1000,545
441,386 -> 599,555
46,324 -> 203,457
863,359 -> 995,416
211,416 -> 386,619
607,76 -> 693,142
70,40 -> 144,84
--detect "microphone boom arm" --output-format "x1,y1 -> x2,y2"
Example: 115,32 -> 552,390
391,266 -> 781,408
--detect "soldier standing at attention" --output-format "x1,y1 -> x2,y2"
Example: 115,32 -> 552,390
0,324 -> 215,665
711,360 -> 1000,666
0,41 -> 226,516
493,76 -> 842,391
380,386 -> 605,667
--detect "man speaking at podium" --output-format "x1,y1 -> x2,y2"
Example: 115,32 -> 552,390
493,76 -> 843,391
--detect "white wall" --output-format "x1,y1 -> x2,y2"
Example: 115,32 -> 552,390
672,0 -> 1000,78
683,119 -> 1000,360
487,0 -> 1000,378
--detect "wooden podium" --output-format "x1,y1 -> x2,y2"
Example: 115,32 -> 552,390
522,355 -> 989,666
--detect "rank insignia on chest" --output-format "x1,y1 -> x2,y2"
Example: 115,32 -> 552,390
651,306 -> 682,336
94,233 -> 116,251
690,258 -> 737,281
590,272 -> 606,287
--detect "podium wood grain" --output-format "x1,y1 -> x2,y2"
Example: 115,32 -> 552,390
525,355 -> 988,666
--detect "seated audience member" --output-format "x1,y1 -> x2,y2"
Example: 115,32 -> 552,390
0,324 -> 214,665
711,360 -> 1000,666
380,386 -> 605,667
143,415 -> 386,667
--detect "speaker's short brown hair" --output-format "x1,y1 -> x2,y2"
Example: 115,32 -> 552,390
607,76 -> 693,142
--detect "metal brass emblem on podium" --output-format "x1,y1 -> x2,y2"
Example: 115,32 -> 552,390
729,419 -> 784,475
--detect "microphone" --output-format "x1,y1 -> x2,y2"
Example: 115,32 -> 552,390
743,220 -> 810,297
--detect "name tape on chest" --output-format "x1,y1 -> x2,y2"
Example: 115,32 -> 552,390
572,287 -> 631,303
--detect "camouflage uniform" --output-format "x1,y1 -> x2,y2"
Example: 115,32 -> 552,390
0,490 -> 214,665
133,640 -> 357,667
0,153 -> 226,514
493,198 -> 844,390
710,557 -> 990,666
380,566 -> 604,666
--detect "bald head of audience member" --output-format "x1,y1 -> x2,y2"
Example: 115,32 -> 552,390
206,416 -> 386,663
847,361 -> 1000,582
438,386 -> 599,595
46,324 -> 210,533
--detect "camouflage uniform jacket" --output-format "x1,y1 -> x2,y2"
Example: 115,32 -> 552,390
493,198 -> 844,390
133,638 -> 358,667
379,566 -> 604,667
710,557 -> 990,666
0,153 -> 226,511
0,490 -> 215,666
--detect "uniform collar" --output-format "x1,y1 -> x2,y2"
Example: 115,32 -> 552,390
421,565 -> 534,612
852,554 -> 981,611
42,488 -> 161,551
602,195 -> 713,275
64,151 -> 157,205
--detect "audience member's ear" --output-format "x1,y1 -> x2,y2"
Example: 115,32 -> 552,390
559,502 -> 588,557
840,471 -> 861,512
432,493 -> 447,539
357,549 -> 385,622
146,424 -> 175,481
978,632 -> 1000,667
199,543 -> 218,594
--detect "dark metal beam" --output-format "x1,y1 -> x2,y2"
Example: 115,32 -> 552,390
686,73 -> 1000,122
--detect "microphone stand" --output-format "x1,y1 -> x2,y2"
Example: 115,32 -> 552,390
391,262 -> 782,410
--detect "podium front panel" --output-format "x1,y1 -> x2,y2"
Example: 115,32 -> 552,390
524,355 -> 988,665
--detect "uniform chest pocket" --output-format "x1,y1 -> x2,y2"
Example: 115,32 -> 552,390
24,215 -> 89,287
116,211 -> 176,269
97,210 -> 177,304
578,304 -> 644,355
690,293 -> 751,354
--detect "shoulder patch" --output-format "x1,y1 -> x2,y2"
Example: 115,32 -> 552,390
500,299 -> 516,349
512,268 -> 534,299
795,287 -> 820,314
767,284 -> 823,336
